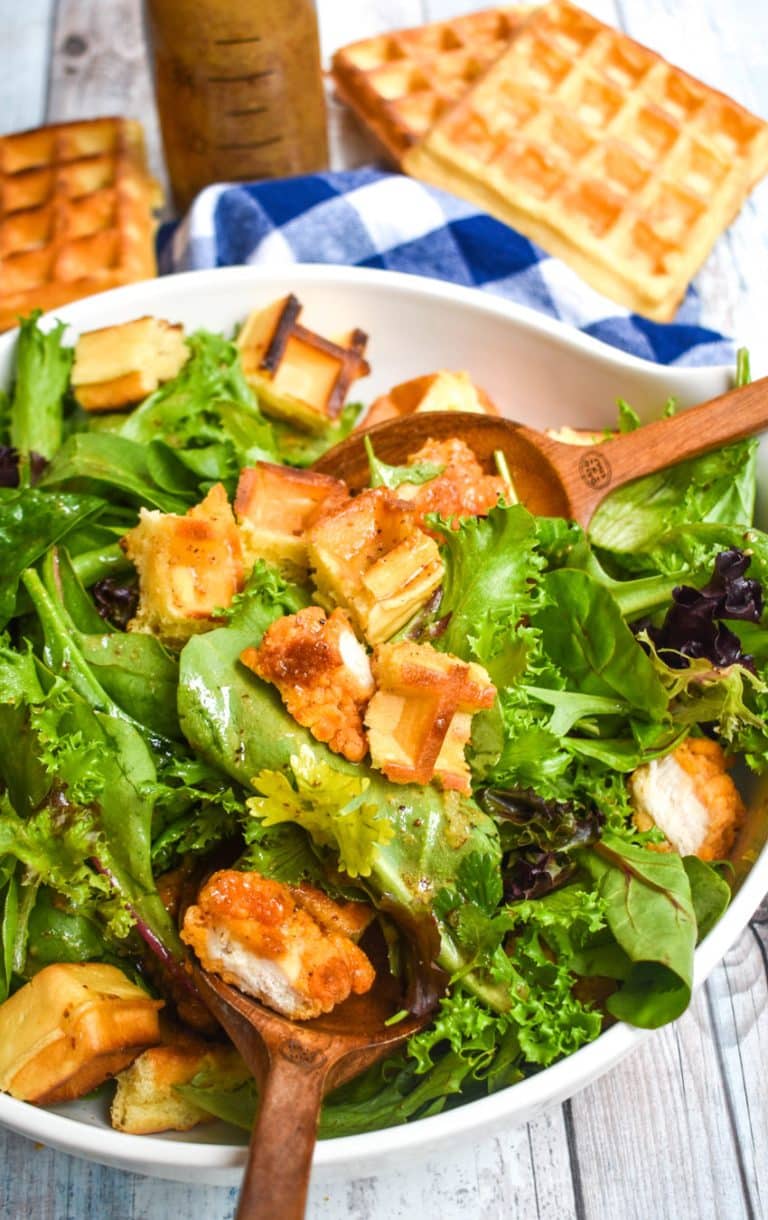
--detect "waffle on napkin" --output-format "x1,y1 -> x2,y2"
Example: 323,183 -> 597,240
0,117 -> 159,332
331,8 -> 527,166
403,0 -> 768,320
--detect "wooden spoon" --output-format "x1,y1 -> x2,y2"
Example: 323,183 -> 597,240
312,376 -> 768,526
190,961 -> 428,1220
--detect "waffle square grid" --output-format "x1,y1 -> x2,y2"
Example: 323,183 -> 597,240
403,0 -> 768,319
0,117 -> 159,331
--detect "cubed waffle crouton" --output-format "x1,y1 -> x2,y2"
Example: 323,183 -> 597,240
237,295 -> 370,432
403,0 -> 768,320
307,488 -> 444,645
0,117 -> 159,332
630,736 -> 745,860
121,483 -> 244,645
234,462 -> 348,579
181,871 -> 376,1020
365,640 -> 496,792
241,606 -> 374,762
111,1037 -> 248,1134
362,370 -> 499,430
0,963 -> 162,1104
72,315 -> 188,411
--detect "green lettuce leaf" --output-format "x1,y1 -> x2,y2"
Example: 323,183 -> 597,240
248,748 -> 394,879
577,834 -> 697,1027
118,330 -> 276,493
429,503 -> 544,666
9,312 -> 73,471
533,569 -> 668,720
0,487 -> 104,627
364,436 -> 444,490
589,439 -> 757,563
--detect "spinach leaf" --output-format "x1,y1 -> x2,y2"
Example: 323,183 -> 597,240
40,548 -> 182,739
0,487 -> 104,627
25,886 -> 106,966
534,570 -> 668,720
39,432 -> 194,512
578,834 -> 697,1027
9,312 -> 73,473
683,856 -> 731,941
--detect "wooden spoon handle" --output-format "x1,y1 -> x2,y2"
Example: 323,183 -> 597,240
562,375 -> 768,524
236,1044 -> 329,1220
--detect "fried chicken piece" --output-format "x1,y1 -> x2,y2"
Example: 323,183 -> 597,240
241,606 -> 374,762
365,640 -> 496,793
630,737 -> 745,860
396,437 -> 506,529
181,871 -> 376,1020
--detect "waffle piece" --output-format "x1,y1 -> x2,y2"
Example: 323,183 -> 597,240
404,0 -> 768,320
238,295 -> 370,432
0,117 -> 159,332
365,640 -> 496,793
331,8 -> 527,166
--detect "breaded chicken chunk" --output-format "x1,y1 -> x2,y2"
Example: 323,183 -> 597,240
396,437 -> 506,529
241,606 -> 374,762
121,483 -> 244,646
630,737 -> 745,860
181,871 -> 376,1020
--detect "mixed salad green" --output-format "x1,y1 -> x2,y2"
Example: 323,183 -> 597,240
1,313 -> 766,1138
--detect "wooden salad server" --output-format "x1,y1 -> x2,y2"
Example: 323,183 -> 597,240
190,962 -> 428,1220
312,375 -> 768,527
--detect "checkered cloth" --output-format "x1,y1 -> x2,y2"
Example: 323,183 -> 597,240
160,168 -> 732,366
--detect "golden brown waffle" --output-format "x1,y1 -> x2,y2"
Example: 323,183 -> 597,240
331,8 -> 527,166
404,0 -> 768,320
0,117 -> 159,332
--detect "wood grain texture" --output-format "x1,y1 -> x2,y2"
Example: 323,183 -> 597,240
46,0 -> 168,202
1,0 -> 768,1217
0,0 -> 55,133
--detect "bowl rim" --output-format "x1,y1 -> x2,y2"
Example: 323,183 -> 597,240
0,262 -> 761,1178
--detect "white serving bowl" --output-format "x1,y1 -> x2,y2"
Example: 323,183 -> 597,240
1,264 -> 766,1186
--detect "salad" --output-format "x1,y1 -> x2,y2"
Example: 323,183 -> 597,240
0,299 -> 765,1141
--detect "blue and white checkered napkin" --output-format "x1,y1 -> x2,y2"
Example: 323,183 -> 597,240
160,167 -> 732,367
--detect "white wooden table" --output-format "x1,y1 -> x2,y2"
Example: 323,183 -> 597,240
2,3 -> 768,1218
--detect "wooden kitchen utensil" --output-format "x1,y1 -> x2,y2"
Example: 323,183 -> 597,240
190,962 -> 428,1220
312,376 -> 768,527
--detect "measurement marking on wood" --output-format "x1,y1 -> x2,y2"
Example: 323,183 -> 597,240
206,70 -> 276,84
213,36 -> 263,46
214,136 -> 285,151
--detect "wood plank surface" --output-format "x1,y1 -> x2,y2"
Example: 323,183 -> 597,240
1,0 -> 768,1217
